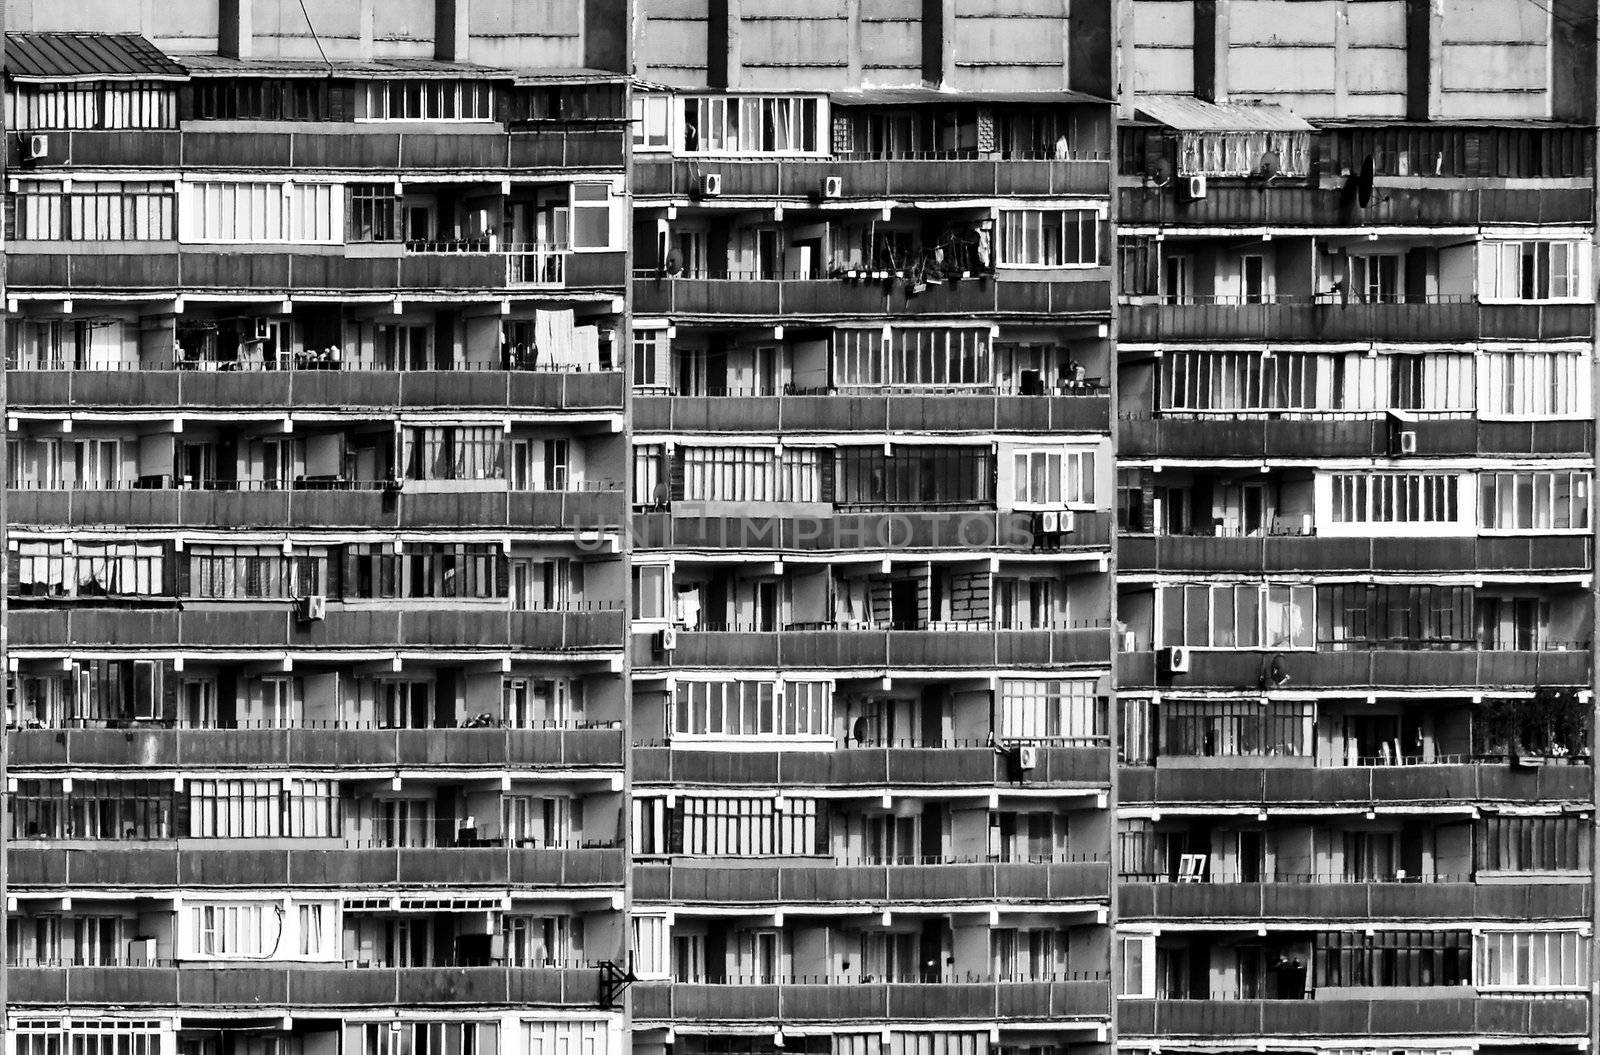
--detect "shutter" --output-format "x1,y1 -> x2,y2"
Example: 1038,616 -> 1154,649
1463,132 -> 1483,178
328,84 -> 354,123
161,660 -> 180,723
818,452 -> 835,504
668,450 -> 686,502
814,802 -> 831,855
341,544 -> 361,600
177,83 -> 197,122
173,782 -> 190,837
667,801 -> 685,854
4,194 -> 16,242
6,549 -> 19,599
494,552 -> 510,599
167,541 -> 185,598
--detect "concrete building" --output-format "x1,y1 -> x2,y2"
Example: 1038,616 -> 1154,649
0,1 -> 1593,1055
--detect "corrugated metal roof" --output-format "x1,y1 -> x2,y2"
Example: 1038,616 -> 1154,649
1135,94 -> 1314,132
6,32 -> 188,81
179,54 -> 517,80
832,85 -> 1113,106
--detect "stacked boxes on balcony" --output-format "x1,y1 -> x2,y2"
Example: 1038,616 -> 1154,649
2,8 -> 633,1054
1113,3 -> 1599,1055
626,2 -> 1119,1054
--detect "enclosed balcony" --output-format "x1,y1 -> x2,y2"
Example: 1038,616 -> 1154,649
634,156 -> 1110,200
1117,417 -> 1594,460
633,978 -> 1111,1025
1117,995 -> 1587,1042
632,510 -> 1113,556
1118,183 -> 1594,228
633,745 -> 1112,789
635,859 -> 1111,908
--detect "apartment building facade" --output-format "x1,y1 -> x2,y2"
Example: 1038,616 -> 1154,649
0,1 -> 1594,1055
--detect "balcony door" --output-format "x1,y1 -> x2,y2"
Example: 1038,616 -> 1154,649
1241,255 -> 1269,304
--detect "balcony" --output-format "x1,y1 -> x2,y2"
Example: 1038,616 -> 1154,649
1116,762 -> 1593,806
1119,183 -> 1595,228
14,127 -> 627,173
1117,880 -> 1589,921
7,368 -> 625,412
6,249 -> 628,295
632,627 -> 1112,671
1118,648 -> 1590,690
1118,417 -> 1595,459
8,726 -> 624,770
1118,534 -> 1592,575
632,978 -> 1111,1024
8,487 -> 625,532
635,157 -> 1111,199
632,393 -> 1109,434
631,511 -> 1113,554
9,607 -> 626,653
1118,299 -> 1592,343
1117,996 -> 1588,1040
8,846 -> 624,889
634,860 -> 1111,906
633,276 -> 1111,320
8,964 -> 601,1008
632,745 -> 1112,787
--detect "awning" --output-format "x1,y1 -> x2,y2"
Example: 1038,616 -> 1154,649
6,31 -> 189,82
1134,94 -> 1314,132
178,53 -> 515,80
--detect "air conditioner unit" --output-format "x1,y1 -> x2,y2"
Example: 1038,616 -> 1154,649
819,175 -> 843,199
1058,510 -> 1076,533
25,134 -> 48,161
655,627 -> 678,653
698,173 -> 723,198
1017,745 -> 1038,770
1182,175 -> 1208,201
1396,429 -> 1418,455
251,317 -> 272,342
1040,510 -> 1060,533
1163,645 -> 1191,674
296,594 -> 326,623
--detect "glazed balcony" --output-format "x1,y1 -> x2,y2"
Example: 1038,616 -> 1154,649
632,978 -> 1111,1024
632,392 -> 1109,434
9,486 -> 625,532
1118,183 -> 1594,228
1118,534 -> 1592,575
7,368 -> 624,413
631,626 -> 1112,671
1118,417 -> 1594,459
8,845 -> 623,889
9,607 -> 626,653
1118,648 -> 1590,690
1118,996 -> 1588,1041
632,745 -> 1111,787
1117,880 -> 1589,921
634,157 -> 1110,199
6,249 -> 627,295
8,726 -> 624,770
1118,297 -> 1592,343
633,276 -> 1110,321
8,964 -> 602,1009
630,511 -> 1113,554
634,859 -> 1111,906
1116,762 -> 1593,807
14,127 -> 627,173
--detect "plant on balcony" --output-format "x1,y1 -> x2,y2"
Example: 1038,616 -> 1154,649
1475,689 -> 1590,762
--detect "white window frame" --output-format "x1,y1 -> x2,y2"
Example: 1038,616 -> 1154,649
1478,470 -> 1591,533
632,93 -> 673,151
1480,239 -> 1589,304
679,94 -> 828,156
997,207 -> 1101,268
178,179 -> 344,246
1473,929 -> 1589,991
1012,448 -> 1096,509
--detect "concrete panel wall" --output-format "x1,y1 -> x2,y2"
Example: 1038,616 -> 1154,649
861,0 -> 923,78
1344,0 -> 1406,118
1438,0 -> 1549,119
1129,0 -> 1195,96
639,0 -> 712,86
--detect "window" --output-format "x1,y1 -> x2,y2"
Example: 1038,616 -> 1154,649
190,902 -> 273,957
1475,930 -> 1588,989
997,680 -> 1104,743
186,778 -> 340,838
570,183 -> 612,250
682,95 -> 824,154
633,328 -> 671,388
1176,130 -> 1311,176
14,180 -> 175,240
191,78 -> 331,121
680,796 -> 823,855
11,779 -> 172,839
348,543 -> 503,600
1313,930 -> 1469,988
1118,935 -> 1154,996
179,180 -> 342,244
1481,350 -> 1588,417
681,446 -> 821,503
1317,584 -> 1474,649
1480,471 -> 1590,530
633,93 -> 672,149
189,545 -> 329,599
348,184 -> 399,241
1160,699 -> 1312,757
836,446 -> 994,509
633,565 -> 670,621
633,444 -> 667,507
1477,816 -> 1589,872
831,328 -> 992,388
997,209 -> 1098,266
355,1023 -> 493,1055
402,426 -> 505,481
16,542 -> 163,599
8,82 -> 175,129
358,80 -> 494,121
8,317 -> 131,371
1159,350 -> 1321,412
1329,473 -> 1462,525
16,1020 -> 164,1055
633,915 -> 672,978
1482,240 -> 1585,301
1159,583 -> 1316,649
673,679 -> 833,738
1013,449 -> 1096,508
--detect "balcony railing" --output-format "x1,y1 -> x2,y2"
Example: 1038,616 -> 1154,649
1118,416 -> 1595,458
1117,996 -> 1588,1039
1118,533 -> 1593,575
635,156 -> 1111,199
1118,296 -> 1592,342
634,860 -> 1111,905
632,978 -> 1111,1023
633,745 -> 1112,787
1119,184 -> 1595,227
634,276 -> 1111,319
1118,648 -> 1591,690
632,392 -> 1109,434
632,626 -> 1112,670
1116,880 -> 1590,920
631,510 -> 1112,554
1116,761 -> 1593,806
8,726 -> 625,770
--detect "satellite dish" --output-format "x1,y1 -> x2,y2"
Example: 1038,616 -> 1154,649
1258,151 -> 1281,179
1152,156 -> 1174,186
1356,155 -> 1376,208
